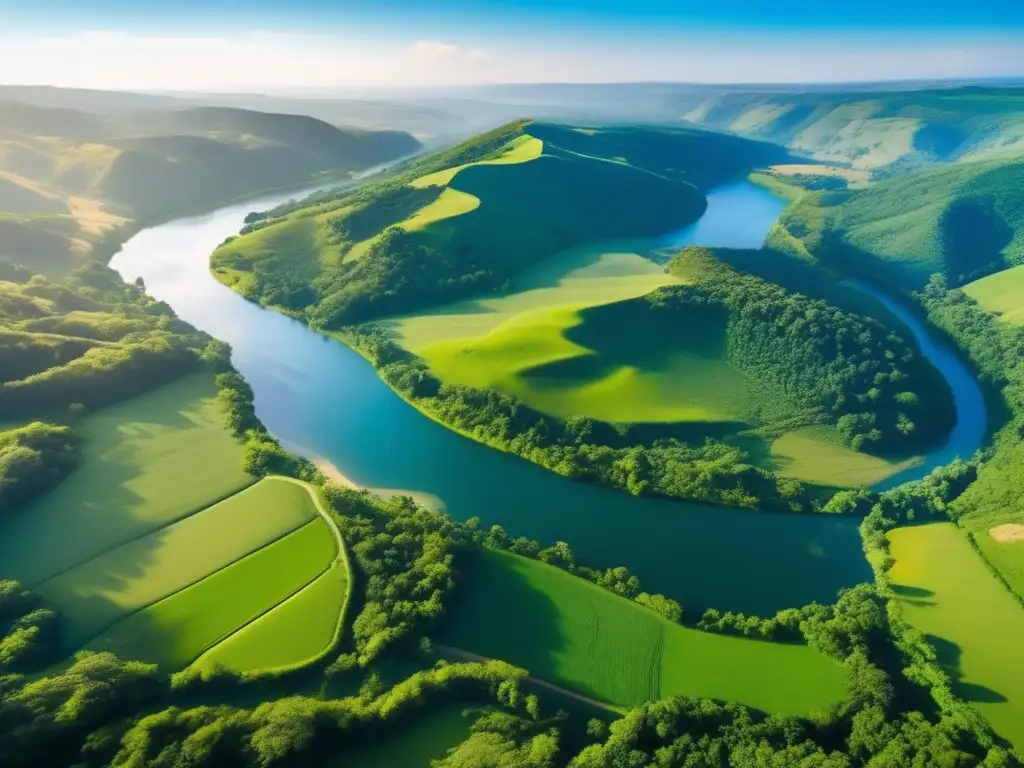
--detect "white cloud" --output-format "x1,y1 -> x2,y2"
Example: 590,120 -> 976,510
406,40 -> 492,78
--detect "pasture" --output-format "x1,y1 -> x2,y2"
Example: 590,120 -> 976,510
440,549 -> 847,713
409,134 -> 543,188
333,704 -> 475,768
88,515 -> 336,668
889,523 -> 1024,751
193,560 -> 349,674
770,426 -> 921,487
964,264 -> 1024,324
38,475 -> 320,651
0,374 -> 253,587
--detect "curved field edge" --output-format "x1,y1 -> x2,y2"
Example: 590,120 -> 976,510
440,548 -> 847,713
189,479 -> 353,675
36,475 -> 320,652
85,516 -> 337,669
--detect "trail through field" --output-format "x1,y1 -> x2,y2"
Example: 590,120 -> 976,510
435,644 -> 621,713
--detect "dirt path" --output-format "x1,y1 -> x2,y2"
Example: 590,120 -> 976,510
434,644 -> 621,713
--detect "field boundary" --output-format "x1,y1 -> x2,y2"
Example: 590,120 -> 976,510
435,644 -> 623,714
187,477 -> 353,676
69,479 -> 319,659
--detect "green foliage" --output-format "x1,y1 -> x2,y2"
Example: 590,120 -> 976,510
322,487 -> 467,667
0,422 -> 79,511
665,246 -> 954,452
0,582 -> 59,673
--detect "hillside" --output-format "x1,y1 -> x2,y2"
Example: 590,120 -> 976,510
212,120 -> 788,326
768,155 -> 1024,291
0,99 -> 420,273
677,86 -> 1024,173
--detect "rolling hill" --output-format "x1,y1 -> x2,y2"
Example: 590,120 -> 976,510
0,98 -> 421,273
676,86 -> 1024,173
769,154 -> 1024,291
212,120 -> 788,326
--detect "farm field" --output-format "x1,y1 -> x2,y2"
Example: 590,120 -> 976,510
0,374 -> 253,587
37,475 -> 321,651
440,549 -> 847,713
87,515 -> 336,668
193,560 -> 348,674
889,522 -> 1024,751
964,264 -> 1024,324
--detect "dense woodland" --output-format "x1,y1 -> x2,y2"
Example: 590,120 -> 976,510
664,246 -> 954,452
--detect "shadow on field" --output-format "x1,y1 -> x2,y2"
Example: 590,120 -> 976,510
891,583 -> 936,605
437,549 -> 568,683
927,633 -> 1007,704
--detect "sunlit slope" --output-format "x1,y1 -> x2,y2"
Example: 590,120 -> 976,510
964,264 -> 1024,323
441,549 -> 847,713
0,98 -> 419,273
211,120 -> 788,326
772,156 -> 1024,291
680,87 -> 1024,170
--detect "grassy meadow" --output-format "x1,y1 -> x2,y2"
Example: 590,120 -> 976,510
37,476 -> 320,651
193,560 -> 349,674
440,550 -> 847,713
87,515 -> 336,668
0,374 -> 253,587
770,426 -> 922,488
964,264 -> 1024,324
889,523 -> 1024,751
332,704 -> 476,768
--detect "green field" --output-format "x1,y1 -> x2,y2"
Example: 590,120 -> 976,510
332,704 -> 476,767
37,476 -> 320,650
87,516 -> 336,668
0,374 -> 253,587
770,426 -> 921,487
440,550 -> 847,713
409,134 -> 543,188
889,523 -> 1024,751
193,560 -> 349,674
964,264 -> 1024,324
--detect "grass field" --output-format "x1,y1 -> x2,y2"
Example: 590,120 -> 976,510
87,515 -> 336,668
440,550 -> 847,713
193,560 -> 348,674
38,476 -> 320,651
0,374 -> 253,587
767,163 -> 871,187
409,134 -> 543,188
889,523 -> 1024,751
964,265 -> 1024,324
770,426 -> 922,487
333,705 -> 476,768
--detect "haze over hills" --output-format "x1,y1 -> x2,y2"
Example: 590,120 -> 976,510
0,97 -> 420,272
3,67 -> 1024,768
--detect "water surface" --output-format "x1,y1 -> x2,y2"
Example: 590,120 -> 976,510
112,181 -> 878,614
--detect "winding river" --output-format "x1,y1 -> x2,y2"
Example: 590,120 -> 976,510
110,180 -> 984,615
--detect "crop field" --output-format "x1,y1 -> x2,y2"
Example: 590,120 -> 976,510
0,374 -> 253,587
770,426 -> 922,487
964,264 -> 1024,324
38,476 -> 320,651
440,550 -> 847,713
889,523 -> 1024,751
87,516 -> 336,668
193,559 -> 348,674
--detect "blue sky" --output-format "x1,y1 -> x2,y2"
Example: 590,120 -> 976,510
1,0 -> 1022,89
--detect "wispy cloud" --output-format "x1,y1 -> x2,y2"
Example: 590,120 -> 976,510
407,41 -> 491,68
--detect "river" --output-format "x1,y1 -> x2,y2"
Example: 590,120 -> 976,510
109,180 -> 982,615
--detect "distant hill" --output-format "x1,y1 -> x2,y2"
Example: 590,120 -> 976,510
0,99 -> 421,273
674,87 -> 1024,173
769,155 -> 1024,290
211,120 -> 788,326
